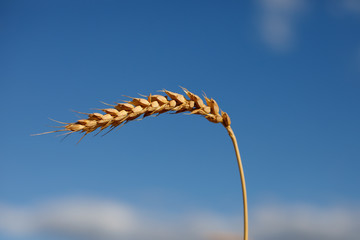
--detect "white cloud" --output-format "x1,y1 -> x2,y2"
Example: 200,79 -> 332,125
0,197 -> 232,240
0,197 -> 359,240
252,203 -> 360,240
328,0 -> 360,15
342,0 -> 360,13
0,198 -> 138,239
256,0 -> 307,51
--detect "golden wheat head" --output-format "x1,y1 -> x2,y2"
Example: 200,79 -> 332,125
33,87 -> 248,240
34,87 -> 231,141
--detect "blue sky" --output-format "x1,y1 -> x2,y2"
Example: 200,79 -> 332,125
1,1 -> 359,239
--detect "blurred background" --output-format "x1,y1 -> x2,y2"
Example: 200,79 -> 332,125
1,0 -> 359,239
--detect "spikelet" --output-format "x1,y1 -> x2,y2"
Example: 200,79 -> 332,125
34,88 -> 231,141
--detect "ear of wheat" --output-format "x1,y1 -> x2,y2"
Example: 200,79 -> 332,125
34,87 -> 248,240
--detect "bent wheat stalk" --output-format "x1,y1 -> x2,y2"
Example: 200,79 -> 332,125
34,87 -> 248,240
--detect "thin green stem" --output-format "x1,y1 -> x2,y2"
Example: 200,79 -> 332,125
226,125 -> 248,240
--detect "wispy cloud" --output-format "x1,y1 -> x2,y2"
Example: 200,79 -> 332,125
328,0 -> 360,15
0,198 -> 138,239
0,197 -> 238,240
342,0 -> 360,13
0,197 -> 359,240
256,0 -> 307,51
252,203 -> 360,240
